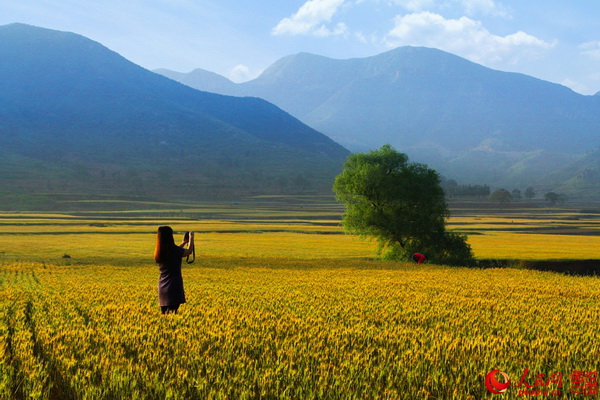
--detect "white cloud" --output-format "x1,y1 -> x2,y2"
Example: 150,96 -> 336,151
228,64 -> 256,83
384,12 -> 554,66
391,0 -> 510,17
579,41 -> 600,61
355,31 -> 368,43
315,22 -> 349,37
272,0 -> 346,36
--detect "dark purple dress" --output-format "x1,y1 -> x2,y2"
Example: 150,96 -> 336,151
157,246 -> 186,307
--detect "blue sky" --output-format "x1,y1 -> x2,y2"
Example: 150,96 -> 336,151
2,0 -> 599,94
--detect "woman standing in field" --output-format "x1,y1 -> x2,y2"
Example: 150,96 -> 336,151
154,226 -> 194,314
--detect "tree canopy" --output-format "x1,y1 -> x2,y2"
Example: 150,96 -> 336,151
544,191 -> 567,205
489,188 -> 512,203
525,187 -> 536,199
333,145 -> 474,266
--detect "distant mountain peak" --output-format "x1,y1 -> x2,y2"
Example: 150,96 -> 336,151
157,44 -> 600,196
1,22 -> 86,42
0,23 -> 349,202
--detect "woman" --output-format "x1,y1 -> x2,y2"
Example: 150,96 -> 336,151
154,226 -> 194,314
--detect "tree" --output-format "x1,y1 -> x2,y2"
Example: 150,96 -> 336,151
544,192 -> 559,205
524,187 -> 536,200
544,191 -> 567,205
489,188 -> 512,204
333,145 -> 474,266
443,182 -> 491,199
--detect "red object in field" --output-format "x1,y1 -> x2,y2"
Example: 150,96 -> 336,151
412,253 -> 427,264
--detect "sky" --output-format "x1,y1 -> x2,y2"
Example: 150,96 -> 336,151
1,0 -> 599,95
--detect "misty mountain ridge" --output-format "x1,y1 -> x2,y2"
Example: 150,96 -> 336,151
154,68 -> 237,94
545,147 -> 600,198
157,48 -> 600,196
0,23 -> 349,207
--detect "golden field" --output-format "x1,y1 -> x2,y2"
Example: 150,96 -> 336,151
1,199 -> 599,399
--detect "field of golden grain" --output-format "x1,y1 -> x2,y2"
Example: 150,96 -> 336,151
1,199 -> 599,399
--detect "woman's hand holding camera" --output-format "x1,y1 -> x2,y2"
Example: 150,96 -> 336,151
182,231 -> 194,244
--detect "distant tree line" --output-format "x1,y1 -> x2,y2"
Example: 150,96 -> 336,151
442,179 -> 490,199
488,186 -> 568,205
443,179 -> 568,205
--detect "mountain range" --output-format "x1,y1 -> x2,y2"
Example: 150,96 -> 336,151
0,24 -> 349,208
157,48 -> 600,196
2,22 -> 599,207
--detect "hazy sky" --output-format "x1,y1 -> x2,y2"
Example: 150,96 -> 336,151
2,0 -> 599,94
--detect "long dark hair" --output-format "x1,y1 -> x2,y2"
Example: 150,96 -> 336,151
154,226 -> 177,263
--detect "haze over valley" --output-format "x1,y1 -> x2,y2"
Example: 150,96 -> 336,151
2,21 -> 600,207
157,48 -> 600,198
0,24 -> 348,208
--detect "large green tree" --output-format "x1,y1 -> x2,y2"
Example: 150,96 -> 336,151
333,145 -> 474,266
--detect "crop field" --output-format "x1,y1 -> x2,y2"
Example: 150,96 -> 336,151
1,198 -> 599,399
